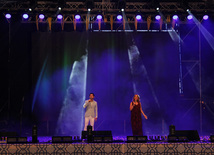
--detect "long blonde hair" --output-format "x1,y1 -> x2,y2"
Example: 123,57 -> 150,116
132,94 -> 140,103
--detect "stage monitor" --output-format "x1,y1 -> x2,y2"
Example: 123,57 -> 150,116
175,130 -> 200,141
127,136 -> 147,143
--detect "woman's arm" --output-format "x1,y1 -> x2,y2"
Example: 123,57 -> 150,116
130,102 -> 134,111
140,102 -> 148,119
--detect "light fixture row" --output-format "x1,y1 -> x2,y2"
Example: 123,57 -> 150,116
4,13 -> 209,21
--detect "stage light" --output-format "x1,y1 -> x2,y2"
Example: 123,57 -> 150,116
187,9 -> 190,12
5,13 -> 11,19
136,15 -> 142,20
156,7 -> 159,11
97,15 -> 102,20
23,14 -> 29,19
39,14 -> 45,20
187,15 -> 193,20
29,8 -> 32,11
117,15 -> 122,20
155,15 -> 161,20
118,0 -> 126,12
57,14 -> 63,20
203,15 -> 209,20
58,7 -> 62,11
173,15 -> 179,20
86,0 -> 94,11
75,14 -> 81,20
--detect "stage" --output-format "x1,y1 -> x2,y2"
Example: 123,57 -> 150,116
0,137 -> 214,154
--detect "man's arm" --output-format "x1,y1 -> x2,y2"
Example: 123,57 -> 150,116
95,102 -> 98,121
83,100 -> 89,108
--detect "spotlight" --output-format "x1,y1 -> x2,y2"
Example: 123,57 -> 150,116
155,15 -> 161,20
172,15 -> 179,20
75,14 -> 81,20
117,15 -> 123,20
97,15 -> 102,20
186,9 -> 190,12
57,14 -> 63,20
39,14 -> 45,20
187,15 -> 193,20
118,0 -> 126,11
136,15 -> 142,20
203,15 -> 209,20
23,14 -> 29,19
29,8 -> 32,11
5,13 -> 11,19
156,7 -> 159,11
86,0 -> 94,11
58,0 -> 66,10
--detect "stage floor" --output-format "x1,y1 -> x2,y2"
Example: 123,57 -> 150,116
0,136 -> 214,154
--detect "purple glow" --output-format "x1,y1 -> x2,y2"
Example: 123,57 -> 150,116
136,15 -> 142,20
57,14 -> 63,20
23,14 -> 29,19
172,15 -> 178,20
203,15 -> 209,20
5,13 -> 11,19
117,15 -> 122,20
97,15 -> 102,20
39,14 -> 45,20
155,15 -> 161,20
75,14 -> 81,20
187,15 -> 193,20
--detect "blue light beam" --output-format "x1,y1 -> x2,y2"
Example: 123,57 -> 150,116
56,51 -> 88,136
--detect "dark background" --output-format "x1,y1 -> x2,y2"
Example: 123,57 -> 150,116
0,14 -> 214,137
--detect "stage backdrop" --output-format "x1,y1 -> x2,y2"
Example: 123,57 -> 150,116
31,32 -> 179,136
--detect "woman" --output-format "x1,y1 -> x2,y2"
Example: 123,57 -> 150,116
130,94 -> 148,136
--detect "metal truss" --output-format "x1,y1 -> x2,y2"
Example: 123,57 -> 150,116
0,1 -> 213,14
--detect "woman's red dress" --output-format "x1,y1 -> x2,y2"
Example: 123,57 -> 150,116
131,102 -> 143,136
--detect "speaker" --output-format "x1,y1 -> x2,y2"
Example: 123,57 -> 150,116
175,130 -> 200,141
210,135 -> 214,142
7,137 -> 27,143
52,136 -> 73,143
127,136 -> 147,143
32,125 -> 38,143
87,125 -> 93,143
82,130 -> 112,143
168,135 -> 178,142
52,136 -> 62,143
169,125 -> 175,135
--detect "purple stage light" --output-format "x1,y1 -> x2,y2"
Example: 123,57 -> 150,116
117,15 -> 122,20
97,15 -> 102,20
23,14 -> 29,19
39,14 -> 45,20
75,14 -> 81,20
5,13 -> 11,19
172,15 -> 178,20
57,14 -> 63,20
187,15 -> 193,20
155,15 -> 161,20
136,15 -> 142,20
203,15 -> 209,20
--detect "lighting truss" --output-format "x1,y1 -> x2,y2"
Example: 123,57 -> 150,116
0,1 -> 213,13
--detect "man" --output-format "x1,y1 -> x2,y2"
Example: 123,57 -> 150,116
83,93 -> 98,131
